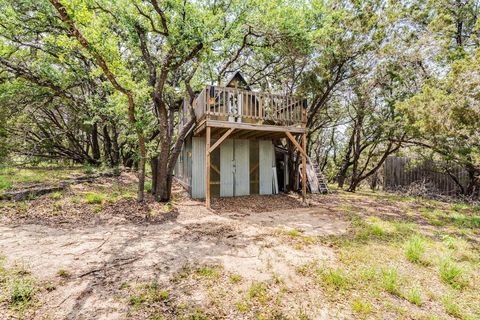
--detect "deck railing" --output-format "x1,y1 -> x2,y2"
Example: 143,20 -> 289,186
193,86 -> 306,126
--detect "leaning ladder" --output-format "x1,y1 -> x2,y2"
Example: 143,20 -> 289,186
314,165 -> 329,194
305,159 -> 329,194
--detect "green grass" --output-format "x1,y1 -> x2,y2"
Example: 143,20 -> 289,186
0,258 -> 37,313
229,274 -> 242,283
404,236 -> 426,263
49,191 -> 63,200
0,176 -> 13,191
406,287 -> 422,306
287,228 -> 302,237
57,269 -> 70,278
381,268 -> 400,296
196,266 -> 220,279
438,258 -> 465,289
352,299 -> 373,315
0,166 -> 83,191
9,278 -> 35,308
317,268 -> 349,290
247,282 -> 269,304
235,301 -> 250,312
442,296 -> 462,318
450,213 -> 480,229
128,282 -> 169,309
84,192 -> 106,204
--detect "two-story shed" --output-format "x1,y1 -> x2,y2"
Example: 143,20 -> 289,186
175,72 -> 308,208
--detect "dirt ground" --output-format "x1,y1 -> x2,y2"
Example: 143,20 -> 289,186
0,174 -> 349,319
0,173 -> 478,320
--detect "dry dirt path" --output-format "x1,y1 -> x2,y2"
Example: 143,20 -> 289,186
0,201 -> 348,319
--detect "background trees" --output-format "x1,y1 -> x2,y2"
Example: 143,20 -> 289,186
1,0 -> 479,198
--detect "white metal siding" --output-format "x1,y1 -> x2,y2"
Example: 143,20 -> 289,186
191,137 -> 205,198
234,139 -> 250,196
220,139 -> 234,197
259,140 -> 274,195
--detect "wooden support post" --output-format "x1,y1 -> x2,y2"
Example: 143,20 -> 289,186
301,132 -> 307,204
206,126 -> 211,209
285,131 -> 308,158
208,128 -> 234,154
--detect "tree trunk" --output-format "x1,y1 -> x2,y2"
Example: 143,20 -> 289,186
151,157 -> 158,195
337,129 -> 355,188
103,124 -> 113,166
91,122 -> 101,162
465,165 -> 479,196
110,123 -> 119,165
155,145 -> 171,201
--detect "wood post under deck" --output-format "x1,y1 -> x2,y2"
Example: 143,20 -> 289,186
285,131 -> 308,204
205,126 -> 211,209
301,132 -> 307,203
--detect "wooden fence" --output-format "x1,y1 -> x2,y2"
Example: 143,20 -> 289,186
383,157 -> 469,195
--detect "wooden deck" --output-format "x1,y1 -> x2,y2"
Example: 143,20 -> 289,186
194,85 -> 306,127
